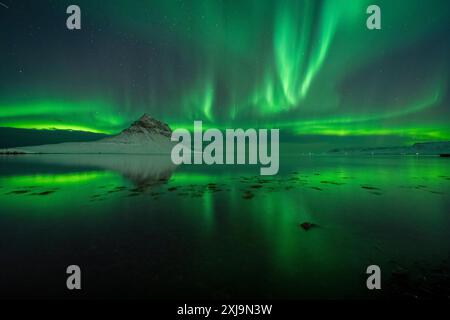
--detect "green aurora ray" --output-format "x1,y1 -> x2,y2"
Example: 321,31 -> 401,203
0,0 -> 449,147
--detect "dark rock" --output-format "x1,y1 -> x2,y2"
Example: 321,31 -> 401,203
361,185 -> 380,190
242,191 -> 254,200
30,190 -> 55,196
8,190 -> 29,194
299,222 -> 318,231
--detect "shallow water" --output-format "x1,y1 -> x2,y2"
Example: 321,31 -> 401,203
0,154 -> 449,299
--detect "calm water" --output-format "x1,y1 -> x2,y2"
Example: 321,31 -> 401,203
0,154 -> 449,299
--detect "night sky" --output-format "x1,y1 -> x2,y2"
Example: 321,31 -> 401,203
1,0 -> 449,151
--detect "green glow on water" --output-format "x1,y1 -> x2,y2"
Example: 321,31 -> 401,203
0,171 -> 125,214
0,156 -> 449,298
1,171 -> 115,186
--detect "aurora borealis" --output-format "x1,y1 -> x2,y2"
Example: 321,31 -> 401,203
1,0 -> 449,150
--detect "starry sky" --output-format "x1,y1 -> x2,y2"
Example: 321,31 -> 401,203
0,0 -> 449,150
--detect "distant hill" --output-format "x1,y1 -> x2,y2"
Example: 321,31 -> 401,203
0,127 -> 109,148
327,141 -> 450,155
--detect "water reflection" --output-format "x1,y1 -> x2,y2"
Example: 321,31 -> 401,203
4,154 -> 177,187
0,155 -> 449,298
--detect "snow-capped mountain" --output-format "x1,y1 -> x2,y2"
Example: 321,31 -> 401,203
1,114 -> 175,154
105,114 -> 172,142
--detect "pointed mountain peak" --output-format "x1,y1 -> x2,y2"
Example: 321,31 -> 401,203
138,113 -> 154,122
121,114 -> 172,138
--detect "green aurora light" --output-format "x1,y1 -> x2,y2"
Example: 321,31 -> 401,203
0,0 -> 448,148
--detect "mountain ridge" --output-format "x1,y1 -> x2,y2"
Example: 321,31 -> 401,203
0,114 -> 175,154
327,141 -> 450,155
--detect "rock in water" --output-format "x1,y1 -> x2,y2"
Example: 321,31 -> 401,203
299,222 -> 318,231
